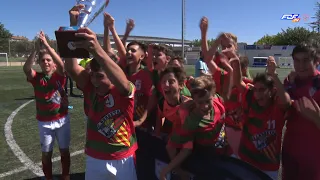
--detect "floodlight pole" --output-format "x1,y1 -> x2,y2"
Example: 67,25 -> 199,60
181,0 -> 185,60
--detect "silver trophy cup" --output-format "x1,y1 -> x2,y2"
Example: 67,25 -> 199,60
76,0 -> 108,27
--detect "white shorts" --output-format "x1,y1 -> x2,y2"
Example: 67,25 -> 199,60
38,114 -> 71,152
263,170 -> 278,180
85,155 -> 137,180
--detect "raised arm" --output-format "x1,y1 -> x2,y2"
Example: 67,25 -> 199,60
220,55 -> 234,100
225,49 -> 247,93
102,26 -> 113,54
200,17 -> 209,56
266,56 -> 291,108
23,48 -> 37,81
38,31 -> 64,76
104,13 -> 127,60
121,19 -> 135,46
64,4 -> 90,90
74,27 -> 131,95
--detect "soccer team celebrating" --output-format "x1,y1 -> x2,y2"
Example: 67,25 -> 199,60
22,2 -> 320,180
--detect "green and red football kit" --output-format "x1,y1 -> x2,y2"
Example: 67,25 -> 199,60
238,85 -> 287,171
167,95 -> 231,155
282,71 -> 320,180
224,78 -> 253,130
81,81 -> 138,160
28,71 -> 68,121
157,95 -> 191,134
127,68 -> 153,128
212,68 -> 228,96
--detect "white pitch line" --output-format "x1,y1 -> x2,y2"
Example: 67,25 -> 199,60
2,95 -> 85,178
4,99 -> 44,176
0,166 -> 28,178
0,150 -> 84,179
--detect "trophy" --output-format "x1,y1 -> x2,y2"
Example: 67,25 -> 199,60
55,0 -> 108,58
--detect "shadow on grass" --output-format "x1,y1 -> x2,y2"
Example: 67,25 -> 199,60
24,173 -> 85,180
14,96 -> 35,101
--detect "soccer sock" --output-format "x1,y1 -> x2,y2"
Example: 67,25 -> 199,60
42,158 -> 53,179
61,152 -> 70,177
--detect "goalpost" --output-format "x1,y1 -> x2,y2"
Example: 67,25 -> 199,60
0,53 -> 8,66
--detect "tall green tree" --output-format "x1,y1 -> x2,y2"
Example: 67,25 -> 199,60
254,27 -> 317,45
0,23 -> 13,53
254,35 -> 277,45
308,2 -> 320,32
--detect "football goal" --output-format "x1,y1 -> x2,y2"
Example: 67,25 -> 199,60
0,53 -> 8,66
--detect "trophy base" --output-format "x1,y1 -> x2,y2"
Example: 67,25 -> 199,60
55,27 -> 90,58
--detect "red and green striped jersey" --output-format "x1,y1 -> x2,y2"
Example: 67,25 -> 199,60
157,95 -> 191,134
82,81 -> 137,160
167,95 -> 231,155
27,71 -> 68,122
127,68 -> 153,128
224,78 -> 253,130
212,68 -> 228,95
238,85 -> 287,171
282,71 -> 320,172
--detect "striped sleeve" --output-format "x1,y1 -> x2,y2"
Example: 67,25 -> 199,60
167,108 -> 194,149
26,70 -> 39,86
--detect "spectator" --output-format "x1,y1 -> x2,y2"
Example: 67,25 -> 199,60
194,51 -> 210,77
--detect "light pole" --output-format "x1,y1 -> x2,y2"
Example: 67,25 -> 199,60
181,0 -> 185,61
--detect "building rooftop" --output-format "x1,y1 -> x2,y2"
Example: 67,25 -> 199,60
96,34 -> 192,44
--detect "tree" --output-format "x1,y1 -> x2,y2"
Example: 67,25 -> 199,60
254,35 -> 277,45
0,23 -> 13,53
275,27 -> 316,45
308,2 -> 320,33
33,34 -> 57,51
254,27 -> 317,45
10,40 -> 34,57
191,38 -> 216,47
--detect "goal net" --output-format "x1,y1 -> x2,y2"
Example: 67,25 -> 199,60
0,53 -> 8,66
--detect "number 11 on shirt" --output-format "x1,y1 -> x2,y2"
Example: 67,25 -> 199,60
267,120 -> 275,130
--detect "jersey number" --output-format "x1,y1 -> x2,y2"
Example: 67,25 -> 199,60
267,120 -> 275,130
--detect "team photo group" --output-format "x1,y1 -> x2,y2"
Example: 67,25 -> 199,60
22,1 -> 320,180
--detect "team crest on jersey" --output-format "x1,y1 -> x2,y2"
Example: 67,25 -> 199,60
251,130 -> 278,162
51,90 -> 61,104
135,80 -> 142,90
97,109 -> 131,146
105,94 -> 115,108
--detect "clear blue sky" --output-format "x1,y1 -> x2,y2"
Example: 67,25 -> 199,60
0,0 -> 316,44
